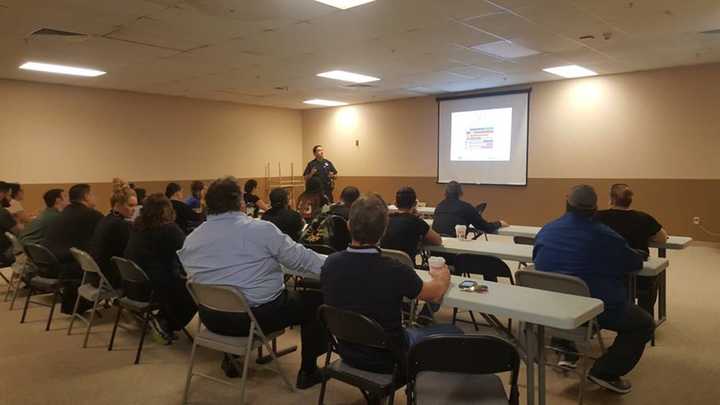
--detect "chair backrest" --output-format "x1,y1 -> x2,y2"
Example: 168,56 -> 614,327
317,304 -> 389,350
111,256 -> 152,301
5,232 -> 24,256
24,243 -> 60,278
305,243 -> 336,256
381,248 -> 414,269
454,253 -> 513,283
513,236 -> 535,246
70,247 -> 114,287
325,215 -> 351,252
186,281 -> 250,314
408,333 -> 519,376
515,270 -> 590,297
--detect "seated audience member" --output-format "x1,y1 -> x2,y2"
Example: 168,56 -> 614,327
90,179 -> 138,288
124,193 -> 197,343
322,194 -> 454,374
297,177 -> 329,221
596,184 -> 668,315
381,187 -> 442,260
7,183 -> 31,225
44,184 -> 104,314
20,189 -> 67,246
165,182 -> 204,234
262,187 -> 305,241
243,179 -> 269,217
131,187 -> 147,222
327,186 -> 360,220
432,181 -> 508,237
185,180 -> 205,210
533,185 -> 652,394
0,181 -> 23,266
178,177 -> 326,389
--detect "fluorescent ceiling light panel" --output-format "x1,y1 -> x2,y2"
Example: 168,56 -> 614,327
314,0 -> 375,10
304,99 -> 348,107
19,61 -> 106,77
472,40 -> 540,58
317,70 -> 380,83
542,65 -> 597,78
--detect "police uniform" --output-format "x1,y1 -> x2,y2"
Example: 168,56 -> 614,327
303,158 -> 337,202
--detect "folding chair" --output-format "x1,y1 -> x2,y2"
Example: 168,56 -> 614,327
452,254 -> 515,333
317,304 -> 403,405
512,236 -> 535,268
516,270 -> 606,405
21,244 -> 70,331
325,215 -> 351,252
67,248 -> 122,348
4,232 -> 31,308
407,334 -> 520,405
183,282 -> 293,405
108,256 -> 162,364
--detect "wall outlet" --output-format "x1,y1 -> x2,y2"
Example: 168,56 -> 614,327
693,216 -> 701,225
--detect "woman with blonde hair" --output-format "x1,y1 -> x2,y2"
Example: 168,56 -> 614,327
89,178 -> 138,288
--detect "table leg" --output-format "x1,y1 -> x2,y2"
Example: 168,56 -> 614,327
658,269 -> 667,325
524,323 -> 535,405
537,324 -> 546,405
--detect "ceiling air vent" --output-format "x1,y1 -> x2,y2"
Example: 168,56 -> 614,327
27,28 -> 89,42
342,83 -> 376,88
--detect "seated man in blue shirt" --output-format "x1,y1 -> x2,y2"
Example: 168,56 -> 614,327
533,185 -> 653,395
178,177 -> 327,389
321,194 -> 455,374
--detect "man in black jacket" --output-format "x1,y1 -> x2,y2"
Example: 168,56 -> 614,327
432,181 -> 509,237
44,184 -> 103,313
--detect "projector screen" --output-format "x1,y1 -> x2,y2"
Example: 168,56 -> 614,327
437,90 -> 529,186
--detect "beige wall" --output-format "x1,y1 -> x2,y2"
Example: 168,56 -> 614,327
0,79 -> 303,184
302,63 -> 720,179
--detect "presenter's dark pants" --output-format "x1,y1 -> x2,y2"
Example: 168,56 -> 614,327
198,289 -> 327,372
551,304 -> 654,378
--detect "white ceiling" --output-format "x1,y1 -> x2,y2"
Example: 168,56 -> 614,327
1,0 -> 719,109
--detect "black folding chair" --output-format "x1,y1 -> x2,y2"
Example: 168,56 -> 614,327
452,254 -> 515,333
21,244 -> 73,331
406,334 -> 520,405
108,256 -> 166,364
317,305 -> 402,405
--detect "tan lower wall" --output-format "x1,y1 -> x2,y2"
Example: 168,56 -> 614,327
331,177 -> 718,243
17,177 -> 718,243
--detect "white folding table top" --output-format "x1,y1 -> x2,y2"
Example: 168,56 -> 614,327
497,225 -> 691,250
416,271 -> 604,330
389,205 -> 435,216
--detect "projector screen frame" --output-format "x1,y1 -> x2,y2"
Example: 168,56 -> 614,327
435,88 -> 531,187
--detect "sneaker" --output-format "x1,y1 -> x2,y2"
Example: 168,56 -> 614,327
149,317 -> 173,345
587,373 -> 632,394
296,368 -> 323,390
221,354 -> 242,378
557,354 -> 578,370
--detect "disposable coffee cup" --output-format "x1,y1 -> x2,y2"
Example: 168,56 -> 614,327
455,224 -> 467,240
428,256 -> 446,271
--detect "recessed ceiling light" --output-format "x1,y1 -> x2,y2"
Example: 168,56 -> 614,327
304,99 -> 348,107
471,41 -> 540,58
313,0 -> 375,10
317,70 -> 380,83
19,61 -> 106,77
542,65 -> 597,78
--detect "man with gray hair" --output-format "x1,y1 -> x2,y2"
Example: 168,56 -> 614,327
533,185 -> 652,395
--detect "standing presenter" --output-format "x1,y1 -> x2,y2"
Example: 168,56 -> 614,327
303,145 -> 338,202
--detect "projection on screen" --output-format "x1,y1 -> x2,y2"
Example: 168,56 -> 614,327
451,108 -> 513,162
438,91 -> 529,186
